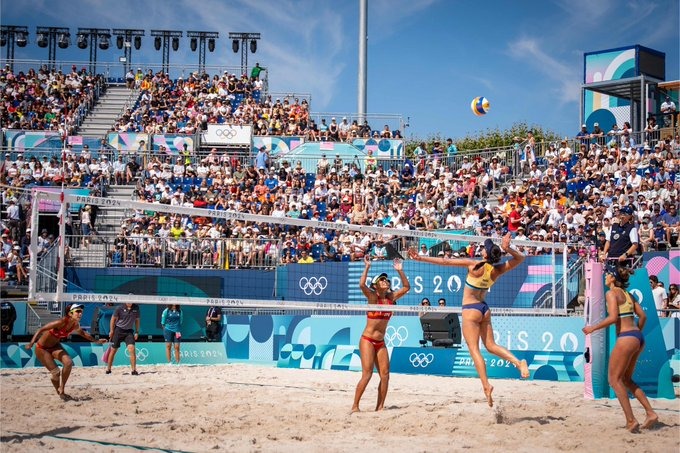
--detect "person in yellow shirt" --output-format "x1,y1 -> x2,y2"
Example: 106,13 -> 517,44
297,249 -> 314,264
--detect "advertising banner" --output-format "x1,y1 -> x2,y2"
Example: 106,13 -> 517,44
0,342 -> 226,368
203,124 -> 252,146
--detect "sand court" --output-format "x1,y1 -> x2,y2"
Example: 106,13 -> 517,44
1,364 -> 679,452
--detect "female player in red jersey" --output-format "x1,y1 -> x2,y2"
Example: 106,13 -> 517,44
352,255 -> 410,412
26,303 -> 106,398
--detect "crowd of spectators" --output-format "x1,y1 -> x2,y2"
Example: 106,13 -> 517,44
1,66 -> 679,280
114,67 -> 399,142
105,127 -> 678,268
0,64 -> 105,135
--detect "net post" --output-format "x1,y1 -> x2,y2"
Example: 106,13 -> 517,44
562,245 -> 568,313
551,248 -> 556,314
56,193 -> 67,304
28,188 -> 41,301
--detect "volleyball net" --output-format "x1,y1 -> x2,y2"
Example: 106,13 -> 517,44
28,189 -> 575,315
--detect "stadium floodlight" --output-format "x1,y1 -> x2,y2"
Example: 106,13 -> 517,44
78,33 -> 88,49
16,31 -> 28,47
75,28 -> 111,74
187,31 -> 219,73
57,32 -> 70,49
150,30 -> 183,74
37,33 -> 47,48
36,27 -> 70,69
228,32 -> 261,76
1,26 -> 29,69
112,29 -> 145,75
98,33 -> 110,50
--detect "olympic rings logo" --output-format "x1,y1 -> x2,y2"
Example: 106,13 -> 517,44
409,352 -> 434,368
299,277 -> 328,295
214,128 -> 238,138
384,326 -> 408,347
125,347 -> 149,362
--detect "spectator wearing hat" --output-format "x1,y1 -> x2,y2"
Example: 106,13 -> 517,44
576,124 -> 590,145
603,205 -> 639,266
591,123 -> 605,146
338,117 -> 351,142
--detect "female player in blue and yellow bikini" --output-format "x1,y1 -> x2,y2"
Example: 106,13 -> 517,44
582,266 -> 658,432
352,255 -> 410,412
26,303 -> 106,398
409,233 -> 529,407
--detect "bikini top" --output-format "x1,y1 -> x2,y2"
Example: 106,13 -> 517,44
618,289 -> 635,318
367,297 -> 394,320
49,320 -> 76,340
465,263 -> 496,291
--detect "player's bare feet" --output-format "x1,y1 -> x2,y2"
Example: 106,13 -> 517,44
351,406 -> 360,413
50,369 -> 61,393
484,385 -> 494,407
641,413 -> 658,429
518,360 -> 529,379
375,406 -> 384,412
626,420 -> 640,433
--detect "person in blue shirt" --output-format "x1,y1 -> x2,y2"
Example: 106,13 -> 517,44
446,138 -> 458,155
254,146 -> 268,170
161,305 -> 183,364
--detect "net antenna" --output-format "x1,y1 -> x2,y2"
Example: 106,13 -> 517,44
29,189 -> 570,315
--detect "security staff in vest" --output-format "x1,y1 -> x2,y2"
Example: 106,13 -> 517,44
603,205 -> 639,268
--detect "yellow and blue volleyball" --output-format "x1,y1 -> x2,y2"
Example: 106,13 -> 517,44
471,96 -> 490,116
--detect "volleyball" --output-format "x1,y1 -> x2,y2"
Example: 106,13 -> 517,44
471,96 -> 490,116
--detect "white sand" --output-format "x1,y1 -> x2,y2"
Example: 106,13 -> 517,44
1,364 -> 678,452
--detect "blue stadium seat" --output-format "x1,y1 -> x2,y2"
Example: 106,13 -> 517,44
316,202 -> 327,219
305,173 -> 316,191
311,244 -> 324,261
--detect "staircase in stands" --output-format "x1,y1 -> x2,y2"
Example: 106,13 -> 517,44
78,85 -> 139,138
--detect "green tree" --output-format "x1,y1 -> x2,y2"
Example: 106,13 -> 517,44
405,122 -> 561,157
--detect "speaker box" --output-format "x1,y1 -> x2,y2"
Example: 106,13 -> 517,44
420,312 -> 461,346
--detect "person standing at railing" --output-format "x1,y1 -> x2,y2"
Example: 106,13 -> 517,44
660,95 -> 677,128
602,205 -> 639,268
591,123 -> 605,146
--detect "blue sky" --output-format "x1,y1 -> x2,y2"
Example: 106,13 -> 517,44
2,0 -> 678,140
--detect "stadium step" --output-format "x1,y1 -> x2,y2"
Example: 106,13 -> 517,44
78,85 -> 140,138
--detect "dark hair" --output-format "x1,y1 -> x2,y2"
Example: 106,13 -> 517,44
473,239 -> 502,270
609,266 -> 632,289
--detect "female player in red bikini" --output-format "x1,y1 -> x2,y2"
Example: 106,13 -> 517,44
409,233 -> 529,407
352,255 -> 410,412
26,303 -> 106,398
